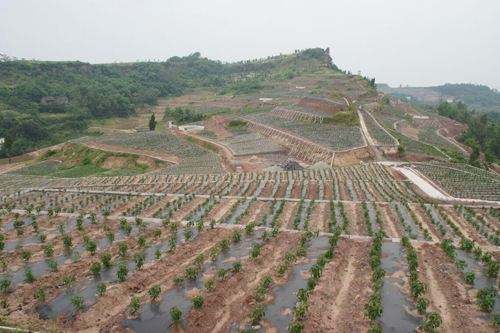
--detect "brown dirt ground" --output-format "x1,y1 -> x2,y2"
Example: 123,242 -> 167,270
239,200 -> 270,226
309,202 -> 329,233
279,202 -> 300,229
307,182 -> 318,200
304,239 -> 372,332
323,182 -> 333,201
443,206 -> 490,247
184,232 -> 301,332
416,243 -> 494,332
78,228 -> 232,331
378,203 -> 402,238
408,204 -> 440,242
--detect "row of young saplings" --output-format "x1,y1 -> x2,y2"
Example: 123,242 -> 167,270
424,204 -> 499,323
26,162 -> 422,203
9,196 -> 224,322
287,191 -> 351,332
24,215 -> 217,320
0,193 -> 217,289
456,205 -> 499,246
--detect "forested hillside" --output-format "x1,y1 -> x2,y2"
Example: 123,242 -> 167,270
0,48 -> 333,157
379,83 -> 500,116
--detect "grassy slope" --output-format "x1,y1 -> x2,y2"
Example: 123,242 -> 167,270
13,143 -> 160,177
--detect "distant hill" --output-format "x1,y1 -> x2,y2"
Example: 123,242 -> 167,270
378,83 -> 500,114
0,48 -> 334,157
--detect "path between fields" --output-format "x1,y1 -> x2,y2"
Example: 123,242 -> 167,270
357,109 -> 382,161
436,128 -> 469,155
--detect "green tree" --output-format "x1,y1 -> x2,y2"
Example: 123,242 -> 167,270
149,114 -> 157,131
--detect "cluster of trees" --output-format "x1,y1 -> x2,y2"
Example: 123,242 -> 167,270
437,101 -> 500,164
0,53 -> 230,157
163,107 -> 205,125
434,84 -> 500,115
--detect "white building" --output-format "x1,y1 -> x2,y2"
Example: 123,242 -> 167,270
178,125 -> 204,132
0,137 -> 4,149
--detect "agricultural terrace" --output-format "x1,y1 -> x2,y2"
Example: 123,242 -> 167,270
78,132 -> 224,175
413,162 -> 500,202
0,160 -> 498,332
0,49 -> 498,333
222,133 -> 285,156
244,112 -> 365,151
362,110 -> 398,146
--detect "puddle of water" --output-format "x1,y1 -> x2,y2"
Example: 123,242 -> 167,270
366,202 -> 379,233
423,204 -> 454,238
122,232 -> 261,332
455,249 -> 500,312
392,203 -> 423,240
380,242 -> 420,332
346,180 -> 358,202
37,228 -> 194,320
263,236 -> 330,331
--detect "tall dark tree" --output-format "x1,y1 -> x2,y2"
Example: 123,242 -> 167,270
149,114 -> 157,131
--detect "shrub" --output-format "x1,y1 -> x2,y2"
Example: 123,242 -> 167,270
135,253 -> 145,270
421,312 -> 442,332
24,268 -> 35,283
416,297 -> 429,315
170,306 -> 182,323
0,279 -> 11,293
100,252 -> 112,268
204,278 -> 215,291
477,287 -> 496,312
148,285 -> 161,302
129,296 -> 141,315
71,295 -> 84,312
43,244 -> 54,258
118,243 -> 128,257
365,294 -> 382,320
47,259 -> 58,272
90,262 -> 102,276
34,287 -> 46,302
192,295 -> 204,309
232,230 -> 241,243
250,304 -> 265,325
97,282 -> 106,297
117,263 -> 128,282
185,266 -> 198,280
232,261 -> 242,273
464,271 -> 475,285
250,243 -> 262,259
155,249 -> 161,260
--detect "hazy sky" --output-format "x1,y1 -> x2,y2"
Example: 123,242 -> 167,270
1,0 -> 499,89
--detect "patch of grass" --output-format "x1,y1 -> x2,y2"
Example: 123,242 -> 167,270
226,119 -> 248,134
323,111 -> 359,126
13,143 -> 159,178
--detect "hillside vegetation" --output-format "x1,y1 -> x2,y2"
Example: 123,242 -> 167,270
0,48 -> 334,157
379,83 -> 500,116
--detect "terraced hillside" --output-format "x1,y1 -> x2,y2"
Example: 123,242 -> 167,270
0,48 -> 498,333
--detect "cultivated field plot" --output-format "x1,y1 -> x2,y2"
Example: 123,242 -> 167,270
79,132 -> 224,175
362,110 -> 398,146
245,112 -> 365,151
222,133 -> 285,156
0,159 -> 499,332
413,162 -> 500,202
82,132 -> 207,159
